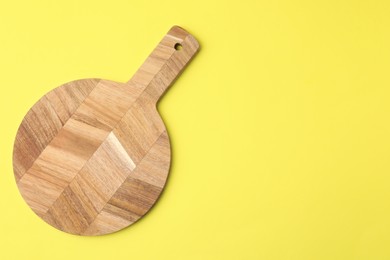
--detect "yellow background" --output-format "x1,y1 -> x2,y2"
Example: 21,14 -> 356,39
1,0 -> 390,259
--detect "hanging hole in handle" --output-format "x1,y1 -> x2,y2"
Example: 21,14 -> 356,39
174,43 -> 183,51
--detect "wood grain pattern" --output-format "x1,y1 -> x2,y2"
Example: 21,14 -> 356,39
13,26 -> 199,235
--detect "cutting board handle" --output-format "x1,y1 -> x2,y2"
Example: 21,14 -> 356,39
127,26 -> 200,103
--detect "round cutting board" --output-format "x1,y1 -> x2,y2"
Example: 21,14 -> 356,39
13,26 -> 199,236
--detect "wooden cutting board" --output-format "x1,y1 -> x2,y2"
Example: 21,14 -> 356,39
13,26 -> 199,236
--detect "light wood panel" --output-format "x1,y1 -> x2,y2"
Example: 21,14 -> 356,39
13,26 -> 199,235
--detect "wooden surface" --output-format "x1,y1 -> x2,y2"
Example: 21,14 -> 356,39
13,26 -> 199,236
